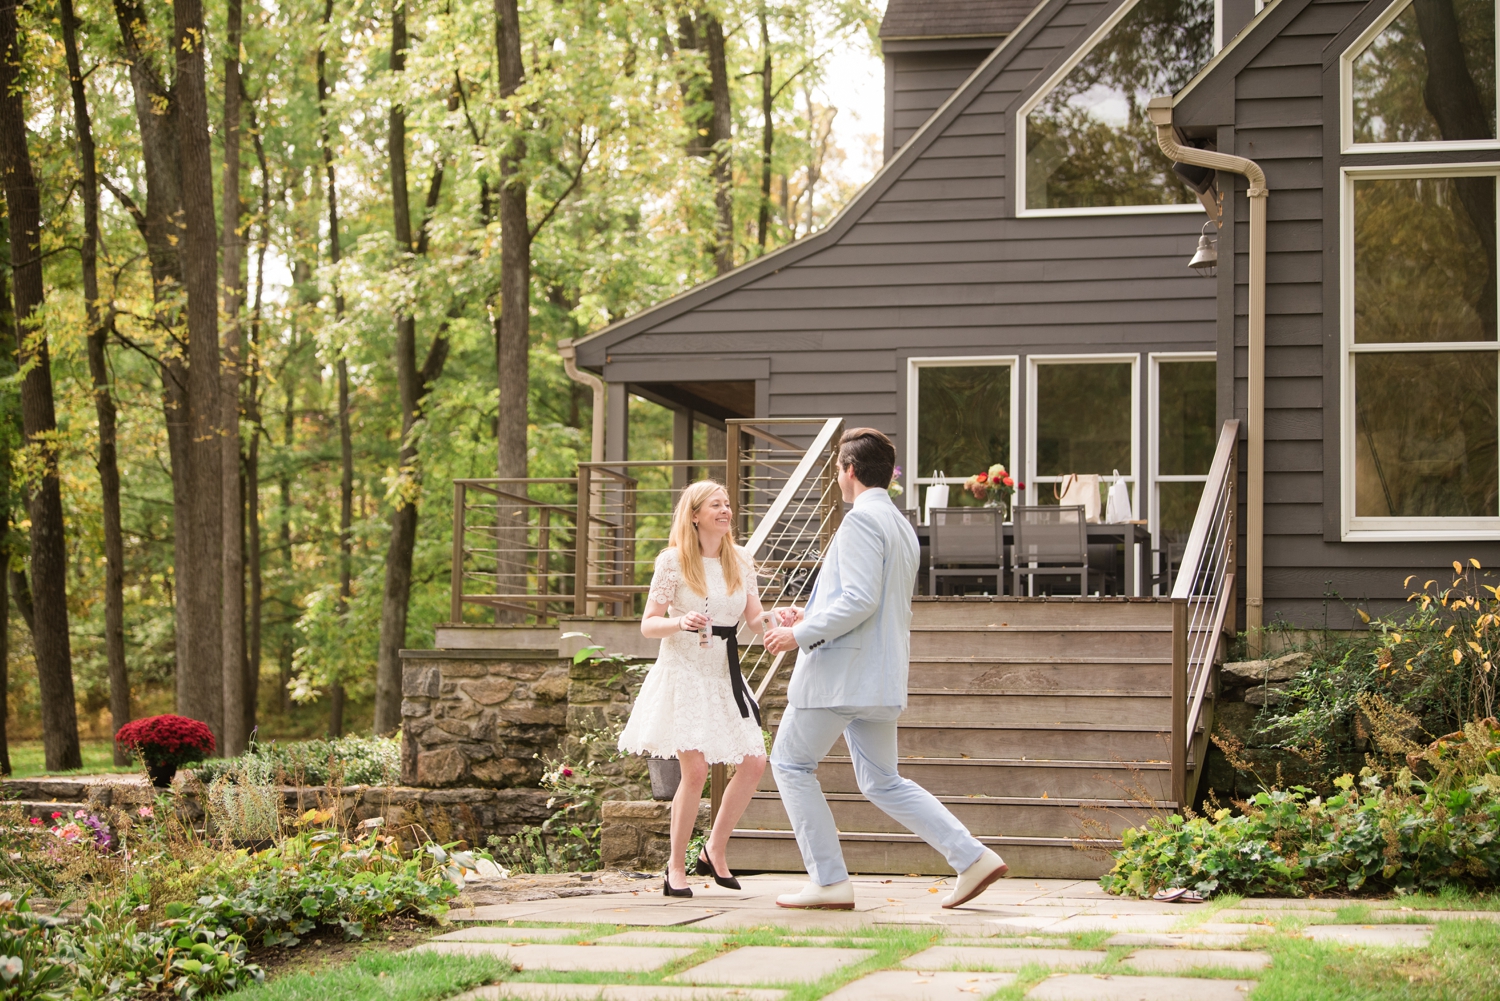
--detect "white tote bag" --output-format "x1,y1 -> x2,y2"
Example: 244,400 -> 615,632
924,472 -> 949,526
1105,470 -> 1133,524
1055,473 -> 1102,523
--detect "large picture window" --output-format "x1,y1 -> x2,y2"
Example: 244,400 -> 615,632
1346,0 -> 1497,151
1026,356 -> 1138,508
1020,0 -> 1215,213
1151,355 -> 1215,589
905,359 -> 1016,513
1343,169 -> 1500,536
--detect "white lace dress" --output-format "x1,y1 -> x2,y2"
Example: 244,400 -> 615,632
617,548 -> 768,764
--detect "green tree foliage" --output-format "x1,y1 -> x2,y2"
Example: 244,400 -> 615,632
4,0 -> 880,741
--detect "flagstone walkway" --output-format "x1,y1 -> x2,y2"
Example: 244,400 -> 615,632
422,874 -> 1499,1000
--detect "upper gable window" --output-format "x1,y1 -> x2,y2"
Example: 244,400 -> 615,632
1348,0 -> 1497,150
1022,0 -> 1215,212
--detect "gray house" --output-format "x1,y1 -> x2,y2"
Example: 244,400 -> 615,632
574,0 -> 1499,629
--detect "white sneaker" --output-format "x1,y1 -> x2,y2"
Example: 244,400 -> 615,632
775,879 -> 855,910
941,848 -> 1009,909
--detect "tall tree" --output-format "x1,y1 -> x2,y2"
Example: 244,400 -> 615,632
756,7 -> 773,252
320,0 -> 352,734
61,0 -> 130,761
0,7 -> 81,771
246,101 -> 271,736
0,219 -> 15,777
677,7 -> 734,273
175,0 -> 226,741
111,0 -> 224,737
374,0 -> 451,733
495,0 -> 529,482
221,0 -> 248,754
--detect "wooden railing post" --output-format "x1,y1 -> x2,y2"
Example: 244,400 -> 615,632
725,422 -> 743,538
1171,596 -> 1188,810
450,482 -> 466,623
575,466 -> 592,615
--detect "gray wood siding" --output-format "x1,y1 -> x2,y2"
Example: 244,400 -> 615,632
589,0 -> 1216,486
888,49 -> 992,159
1204,0 -> 1500,628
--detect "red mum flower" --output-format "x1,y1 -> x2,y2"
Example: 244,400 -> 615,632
116,714 -> 215,768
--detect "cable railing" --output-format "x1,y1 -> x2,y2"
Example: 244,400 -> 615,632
449,419 -> 846,626
1169,419 -> 1241,808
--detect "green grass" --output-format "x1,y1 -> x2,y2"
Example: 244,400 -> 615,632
5,739 -> 134,778
223,950 -> 509,1001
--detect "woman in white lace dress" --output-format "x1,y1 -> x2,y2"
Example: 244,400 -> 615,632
618,480 -> 772,897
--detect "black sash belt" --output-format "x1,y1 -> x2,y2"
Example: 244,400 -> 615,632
711,625 -> 762,726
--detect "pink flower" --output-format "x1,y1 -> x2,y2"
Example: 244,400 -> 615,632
561,768 -> 574,778
138,806 -> 154,819
51,812 -> 63,821
28,817 -> 41,826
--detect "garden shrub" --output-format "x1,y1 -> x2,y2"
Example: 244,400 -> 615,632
192,735 -> 400,788
206,754 -> 281,844
1102,718 -> 1500,898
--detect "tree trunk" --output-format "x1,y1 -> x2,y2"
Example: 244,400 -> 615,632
0,222 -> 13,777
0,5 -> 80,771
756,8 -> 773,252
278,366 -> 294,715
219,0 -> 247,755
246,103 -> 271,738
491,0 -> 530,623
704,13 -> 733,274
322,0 -> 351,732
174,0 -> 225,741
61,0 -> 129,762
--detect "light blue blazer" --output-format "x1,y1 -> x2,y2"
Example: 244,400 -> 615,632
787,487 -> 918,709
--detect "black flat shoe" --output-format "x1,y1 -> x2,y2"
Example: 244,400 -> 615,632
696,852 -> 742,890
663,876 -> 693,898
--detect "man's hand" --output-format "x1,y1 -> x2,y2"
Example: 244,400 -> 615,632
764,625 -> 799,656
776,606 -> 805,627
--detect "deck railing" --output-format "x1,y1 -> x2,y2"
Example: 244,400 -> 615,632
1169,419 -> 1241,808
449,418 -> 846,625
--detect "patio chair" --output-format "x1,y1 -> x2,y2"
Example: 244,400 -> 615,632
1012,504 -> 1102,597
928,507 -> 1005,596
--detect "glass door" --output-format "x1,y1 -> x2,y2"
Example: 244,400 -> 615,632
1151,355 -> 1216,592
1026,356 -> 1138,510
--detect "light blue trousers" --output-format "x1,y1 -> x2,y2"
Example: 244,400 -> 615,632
769,704 -> 986,886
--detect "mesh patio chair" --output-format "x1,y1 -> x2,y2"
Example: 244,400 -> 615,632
1012,504 -> 1101,596
928,507 -> 1005,596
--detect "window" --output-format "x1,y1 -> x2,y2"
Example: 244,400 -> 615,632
1020,0 -> 1215,213
1026,356 -> 1138,508
906,359 -> 1017,513
1347,0 -> 1497,151
1151,355 -> 1216,589
1343,169 -> 1500,536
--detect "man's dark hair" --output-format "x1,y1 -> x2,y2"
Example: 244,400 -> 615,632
838,427 -> 896,490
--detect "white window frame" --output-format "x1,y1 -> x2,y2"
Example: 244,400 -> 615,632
1339,162 -> 1500,540
1016,0 -> 1214,218
1340,0 -> 1500,155
905,356 -> 1020,513
1025,353 -> 1140,507
1150,352 -> 1216,591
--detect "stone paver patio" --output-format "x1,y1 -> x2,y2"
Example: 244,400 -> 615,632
423,874 -> 1487,1000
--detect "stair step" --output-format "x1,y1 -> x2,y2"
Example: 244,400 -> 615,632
911,597 -> 1174,628
740,793 -> 1162,839
759,757 -> 1172,800
895,692 -> 1170,728
810,725 -> 1172,762
912,630 -> 1171,659
909,660 -> 1170,694
726,830 -> 1115,879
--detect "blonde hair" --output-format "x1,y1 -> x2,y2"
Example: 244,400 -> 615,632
668,480 -> 748,599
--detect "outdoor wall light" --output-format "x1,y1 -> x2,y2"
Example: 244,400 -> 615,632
1188,220 -> 1218,276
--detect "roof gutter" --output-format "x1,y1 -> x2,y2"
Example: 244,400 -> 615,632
1146,97 -> 1269,654
558,338 -> 605,464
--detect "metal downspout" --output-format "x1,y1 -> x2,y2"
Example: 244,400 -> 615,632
1146,97 -> 1269,653
558,338 -> 606,464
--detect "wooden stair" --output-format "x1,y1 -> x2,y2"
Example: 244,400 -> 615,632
725,596 -> 1187,879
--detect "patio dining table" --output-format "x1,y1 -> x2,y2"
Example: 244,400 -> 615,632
912,519 -> 1152,597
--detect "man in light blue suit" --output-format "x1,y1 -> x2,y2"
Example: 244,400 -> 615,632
763,428 -> 1009,910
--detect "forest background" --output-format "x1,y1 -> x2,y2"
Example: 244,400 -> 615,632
0,0 -> 883,770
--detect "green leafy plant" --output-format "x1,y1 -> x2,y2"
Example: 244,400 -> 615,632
193,735 -> 400,788
206,750 -> 282,844
0,893 -> 69,1001
1103,719 -> 1500,898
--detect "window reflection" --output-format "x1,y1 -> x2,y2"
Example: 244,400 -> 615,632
1025,0 -> 1214,210
1036,363 -> 1133,477
1355,352 -> 1499,517
1354,177 -> 1497,342
1352,0 -> 1496,145
1159,481 -> 1206,544
917,365 -> 1011,508
1158,361 -> 1217,475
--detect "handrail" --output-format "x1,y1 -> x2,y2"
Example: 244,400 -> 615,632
744,418 -> 844,558
1169,419 -> 1240,809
